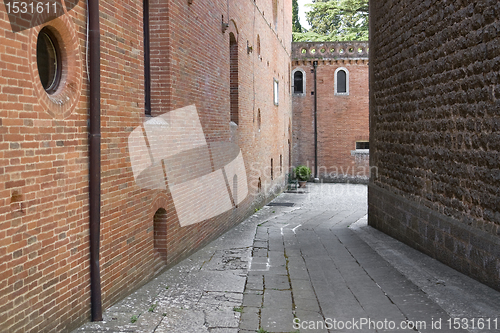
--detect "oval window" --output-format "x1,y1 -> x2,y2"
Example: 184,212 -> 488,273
37,27 -> 62,94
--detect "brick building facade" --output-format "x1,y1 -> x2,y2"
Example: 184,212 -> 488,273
369,1 -> 500,290
292,42 -> 369,182
0,0 -> 292,332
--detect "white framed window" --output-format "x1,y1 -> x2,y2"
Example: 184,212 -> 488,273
292,68 -> 306,96
273,79 -> 279,105
334,67 -> 349,96
351,141 -> 369,156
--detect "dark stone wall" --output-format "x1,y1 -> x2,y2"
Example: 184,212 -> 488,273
369,0 -> 500,289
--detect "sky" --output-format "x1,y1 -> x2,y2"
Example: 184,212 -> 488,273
297,0 -> 313,30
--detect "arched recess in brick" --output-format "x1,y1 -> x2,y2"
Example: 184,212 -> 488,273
153,208 -> 167,262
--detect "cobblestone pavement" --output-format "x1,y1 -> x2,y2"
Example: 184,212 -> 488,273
73,184 -> 500,333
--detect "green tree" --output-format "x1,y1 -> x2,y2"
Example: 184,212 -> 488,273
292,0 -> 303,33
293,0 -> 368,42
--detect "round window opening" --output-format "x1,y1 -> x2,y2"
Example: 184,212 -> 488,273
37,27 -> 62,94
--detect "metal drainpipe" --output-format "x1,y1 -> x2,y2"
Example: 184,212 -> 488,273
313,60 -> 318,179
88,0 -> 102,321
144,0 -> 151,116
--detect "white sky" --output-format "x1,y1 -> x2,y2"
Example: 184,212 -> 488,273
297,0 -> 313,30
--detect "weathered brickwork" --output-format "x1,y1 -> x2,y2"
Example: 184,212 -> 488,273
292,42 -> 369,182
369,0 -> 500,289
0,0 -> 292,332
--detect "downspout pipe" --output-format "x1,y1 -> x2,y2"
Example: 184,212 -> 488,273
313,60 -> 318,179
88,0 -> 102,322
143,0 -> 151,116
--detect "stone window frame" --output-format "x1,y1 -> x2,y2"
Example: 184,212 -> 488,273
334,67 -> 349,96
292,68 -> 306,96
351,140 -> 369,156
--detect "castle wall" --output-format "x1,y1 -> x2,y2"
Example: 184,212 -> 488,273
292,42 -> 369,182
0,0 -> 292,331
369,0 -> 500,290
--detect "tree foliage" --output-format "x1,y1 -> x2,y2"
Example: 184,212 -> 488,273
293,0 -> 369,42
292,0 -> 303,33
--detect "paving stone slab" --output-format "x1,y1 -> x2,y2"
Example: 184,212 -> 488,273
242,292 -> 263,308
208,329 -> 238,333
293,296 -> 321,312
205,309 -> 240,328
294,309 -> 329,333
73,184 -> 500,333
238,307 -> 260,331
263,289 -> 293,309
263,274 -> 290,290
260,307 -> 294,332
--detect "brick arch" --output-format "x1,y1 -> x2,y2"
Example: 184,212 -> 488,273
150,194 -> 170,262
150,194 -> 169,215
227,19 -> 239,41
28,14 -> 82,119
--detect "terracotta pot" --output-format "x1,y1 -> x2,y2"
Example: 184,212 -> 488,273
299,181 -> 307,188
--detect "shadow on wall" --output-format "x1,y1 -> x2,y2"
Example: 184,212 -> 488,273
128,105 -> 248,227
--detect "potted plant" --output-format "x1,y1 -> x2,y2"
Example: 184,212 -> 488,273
294,165 -> 311,188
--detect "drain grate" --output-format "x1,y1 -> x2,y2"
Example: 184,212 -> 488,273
266,202 -> 295,207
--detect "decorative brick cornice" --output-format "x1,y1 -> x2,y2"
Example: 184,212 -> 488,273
292,41 -> 369,60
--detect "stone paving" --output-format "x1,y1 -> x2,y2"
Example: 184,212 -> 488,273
73,184 -> 500,333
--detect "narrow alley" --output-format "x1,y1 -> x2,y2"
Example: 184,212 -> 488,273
74,184 -> 500,333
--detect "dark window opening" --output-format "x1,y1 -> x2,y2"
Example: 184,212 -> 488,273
356,141 -> 369,149
337,70 -> 346,93
273,79 -> 279,105
37,27 -> 62,94
257,108 -> 261,131
257,35 -> 261,56
230,33 -> 239,124
293,71 -> 303,94
271,158 -> 274,180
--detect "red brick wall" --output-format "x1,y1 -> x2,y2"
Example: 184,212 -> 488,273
292,42 -> 369,182
0,0 -> 292,332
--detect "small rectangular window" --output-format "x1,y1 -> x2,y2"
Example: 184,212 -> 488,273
273,79 -> 279,106
356,141 -> 369,150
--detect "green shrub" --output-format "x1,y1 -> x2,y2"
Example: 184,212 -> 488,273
293,165 -> 311,181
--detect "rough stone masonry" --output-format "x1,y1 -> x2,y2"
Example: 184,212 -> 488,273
369,0 -> 500,290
